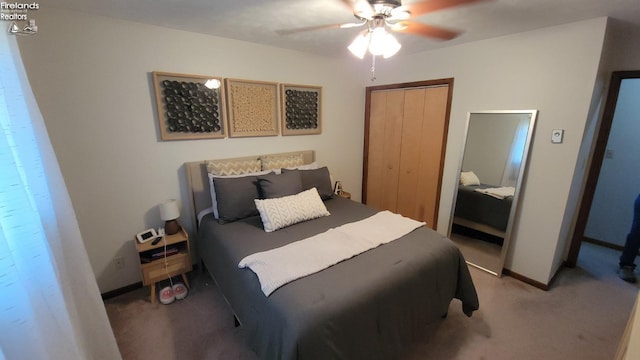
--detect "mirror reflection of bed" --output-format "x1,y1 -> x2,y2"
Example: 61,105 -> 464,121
449,110 -> 537,276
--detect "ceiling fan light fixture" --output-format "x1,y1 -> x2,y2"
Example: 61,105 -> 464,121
348,32 -> 370,59
368,27 -> 401,58
382,35 -> 401,58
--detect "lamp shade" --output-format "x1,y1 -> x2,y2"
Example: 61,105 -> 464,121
348,27 -> 401,59
348,32 -> 370,59
368,28 -> 401,58
159,199 -> 180,221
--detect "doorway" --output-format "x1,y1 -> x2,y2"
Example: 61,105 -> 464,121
567,71 -> 640,265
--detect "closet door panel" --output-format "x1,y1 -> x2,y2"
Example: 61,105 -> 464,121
415,86 -> 449,229
396,88 -> 426,220
365,91 -> 387,209
366,90 -> 404,212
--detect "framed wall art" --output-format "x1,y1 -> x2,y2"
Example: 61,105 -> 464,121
225,78 -> 279,138
280,83 -> 322,136
152,71 -> 226,140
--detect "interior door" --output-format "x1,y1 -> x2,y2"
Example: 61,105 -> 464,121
363,79 -> 452,229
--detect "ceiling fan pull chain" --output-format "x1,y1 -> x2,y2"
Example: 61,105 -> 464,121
370,55 -> 377,82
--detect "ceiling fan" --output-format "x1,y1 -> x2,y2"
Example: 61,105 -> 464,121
277,0 -> 487,58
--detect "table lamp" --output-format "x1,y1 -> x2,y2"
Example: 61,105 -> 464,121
159,199 -> 181,235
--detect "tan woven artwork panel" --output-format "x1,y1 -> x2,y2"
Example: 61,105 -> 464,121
225,79 -> 279,137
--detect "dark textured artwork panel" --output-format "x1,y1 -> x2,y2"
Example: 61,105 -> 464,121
281,84 -> 322,136
152,72 -> 225,140
161,80 -> 222,134
283,89 -> 319,130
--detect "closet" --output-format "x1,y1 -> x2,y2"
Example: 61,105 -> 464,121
362,79 -> 452,229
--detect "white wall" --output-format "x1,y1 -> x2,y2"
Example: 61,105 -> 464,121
585,79 -> 640,246
18,7 -> 612,289
366,18 -> 607,284
17,8 -> 365,293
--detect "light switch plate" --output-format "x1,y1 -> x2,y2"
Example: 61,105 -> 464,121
551,129 -> 564,143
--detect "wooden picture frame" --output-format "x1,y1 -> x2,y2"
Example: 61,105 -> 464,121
152,71 -> 226,141
280,83 -> 322,136
225,78 -> 279,138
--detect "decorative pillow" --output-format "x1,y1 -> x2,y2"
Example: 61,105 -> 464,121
260,153 -> 304,171
207,159 -> 261,176
460,171 -> 481,186
285,161 -> 319,170
257,171 -> 303,199
282,167 -> 333,200
208,170 -> 271,219
212,175 -> 262,224
254,188 -> 330,232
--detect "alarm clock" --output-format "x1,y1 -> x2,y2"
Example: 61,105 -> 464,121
136,228 -> 158,243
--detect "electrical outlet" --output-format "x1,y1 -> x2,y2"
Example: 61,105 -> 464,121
114,257 -> 124,270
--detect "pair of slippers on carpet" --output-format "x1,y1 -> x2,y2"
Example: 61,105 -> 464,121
159,283 -> 188,305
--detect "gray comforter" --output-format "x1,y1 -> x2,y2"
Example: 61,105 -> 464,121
198,197 -> 479,359
455,184 -> 513,232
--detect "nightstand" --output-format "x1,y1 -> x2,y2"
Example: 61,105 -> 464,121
134,227 -> 192,304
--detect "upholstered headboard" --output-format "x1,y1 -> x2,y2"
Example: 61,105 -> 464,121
184,150 -> 315,231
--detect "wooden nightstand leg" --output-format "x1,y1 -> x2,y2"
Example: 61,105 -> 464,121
181,273 -> 190,288
150,283 -> 156,304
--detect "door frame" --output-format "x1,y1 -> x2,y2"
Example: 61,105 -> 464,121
566,70 -> 640,266
362,78 -> 454,230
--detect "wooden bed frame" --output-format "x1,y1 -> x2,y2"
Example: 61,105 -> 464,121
184,150 -> 315,233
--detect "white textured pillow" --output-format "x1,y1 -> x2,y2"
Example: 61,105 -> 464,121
254,188 -> 330,232
460,171 -> 481,186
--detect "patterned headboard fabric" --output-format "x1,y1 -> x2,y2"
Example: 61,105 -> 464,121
184,150 -> 315,232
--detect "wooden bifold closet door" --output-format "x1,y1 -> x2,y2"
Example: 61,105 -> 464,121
363,80 -> 452,230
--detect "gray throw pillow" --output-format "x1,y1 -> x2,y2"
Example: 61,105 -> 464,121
257,171 -> 303,199
283,167 -> 333,200
212,175 -> 261,223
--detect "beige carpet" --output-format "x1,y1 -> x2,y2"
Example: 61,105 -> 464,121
105,242 -> 639,359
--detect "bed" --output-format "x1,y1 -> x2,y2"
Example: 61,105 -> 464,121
185,150 -> 479,359
453,184 -> 513,239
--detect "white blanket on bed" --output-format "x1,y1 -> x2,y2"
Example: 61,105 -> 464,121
474,186 -> 515,199
238,210 -> 426,296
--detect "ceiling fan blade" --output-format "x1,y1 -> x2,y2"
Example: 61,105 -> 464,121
341,0 -> 375,19
276,23 -> 347,35
393,21 -> 460,40
340,21 -> 367,29
406,0 -> 488,17
338,0 -> 355,10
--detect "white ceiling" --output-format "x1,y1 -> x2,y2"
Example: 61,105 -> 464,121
50,0 -> 640,57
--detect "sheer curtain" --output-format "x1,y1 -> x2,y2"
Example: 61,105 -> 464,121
0,33 -> 120,359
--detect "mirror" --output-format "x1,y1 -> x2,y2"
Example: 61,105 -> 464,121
449,110 -> 537,276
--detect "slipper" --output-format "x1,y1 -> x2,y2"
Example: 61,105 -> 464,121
172,282 -> 188,300
159,286 -> 175,305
